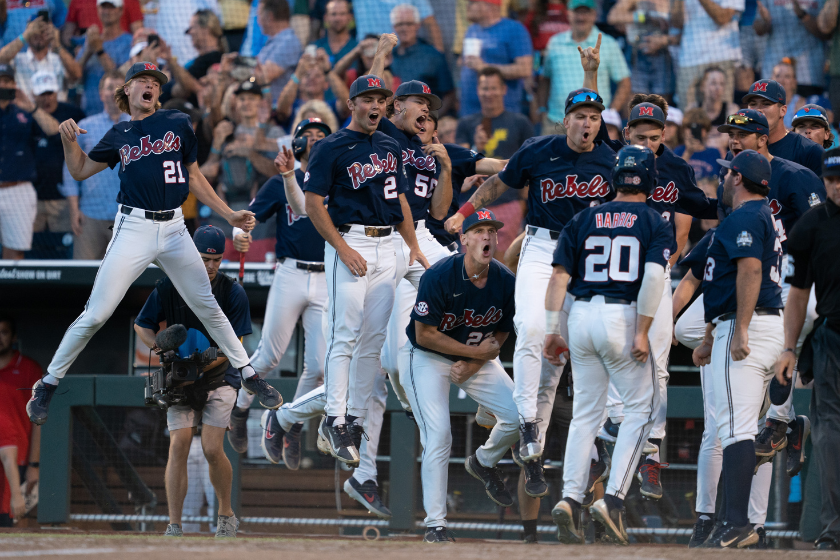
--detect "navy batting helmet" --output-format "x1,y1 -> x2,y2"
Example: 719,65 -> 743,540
612,145 -> 657,194
292,118 -> 332,161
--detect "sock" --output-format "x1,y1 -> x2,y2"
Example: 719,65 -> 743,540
648,438 -> 662,463
239,364 -> 257,379
605,493 -> 624,510
723,440 -> 755,527
522,518 -> 537,538
43,374 -> 59,385
698,513 -> 712,521
347,414 -> 359,425
327,415 -> 345,427
564,496 -> 581,509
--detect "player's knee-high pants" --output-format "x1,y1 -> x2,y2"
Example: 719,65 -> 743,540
399,345 -> 519,528
48,208 -> 250,377
563,297 -> 659,502
323,227 -> 396,420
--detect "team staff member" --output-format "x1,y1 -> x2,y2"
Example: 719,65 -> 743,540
398,209 -> 519,544
692,150 -> 784,548
27,62 -> 280,426
134,226 -> 250,538
545,146 -> 675,546
791,104 -> 836,149
776,148 -> 840,551
227,118 -> 332,470
304,74 -> 428,465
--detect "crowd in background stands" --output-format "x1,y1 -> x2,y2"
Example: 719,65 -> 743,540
0,0 -> 838,263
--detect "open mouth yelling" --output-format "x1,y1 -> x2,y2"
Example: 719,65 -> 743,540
482,243 -> 491,258
416,114 -> 427,134
582,132 -> 591,140
368,111 -> 380,127
142,91 -> 154,102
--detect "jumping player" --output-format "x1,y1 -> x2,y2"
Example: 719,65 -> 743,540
398,209 -> 519,543
27,62 -> 281,425
544,145 -> 675,545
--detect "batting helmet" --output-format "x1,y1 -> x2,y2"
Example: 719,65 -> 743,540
612,145 -> 657,194
292,118 -> 332,161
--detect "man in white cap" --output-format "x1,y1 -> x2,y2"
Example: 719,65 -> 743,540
663,106 -> 683,151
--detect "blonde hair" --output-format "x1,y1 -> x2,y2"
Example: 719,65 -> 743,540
115,78 -> 162,115
194,9 -> 229,53
292,100 -> 338,134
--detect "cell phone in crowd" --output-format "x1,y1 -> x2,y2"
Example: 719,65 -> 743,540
148,34 -> 160,48
689,123 -> 704,142
0,88 -> 16,101
304,45 -> 317,58
37,9 -> 50,22
235,56 -> 258,68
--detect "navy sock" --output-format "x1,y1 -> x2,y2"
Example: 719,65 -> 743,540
326,415 -> 337,427
648,438 -> 662,447
523,518 -> 537,537
347,415 -> 359,425
723,440 -> 755,527
605,493 -> 624,510
565,497 -> 581,509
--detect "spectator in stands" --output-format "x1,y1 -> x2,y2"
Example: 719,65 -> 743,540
696,66 -> 738,151
313,0 -> 358,66
142,0 -> 221,63
163,10 -> 226,101
735,0 -> 766,100
256,0 -> 303,103
353,0 -> 444,51
675,108 -> 723,188
0,17 -> 82,103
438,114 -> 457,143
30,72 -> 86,242
0,0 -> 66,47
390,5 -> 455,115
539,0 -> 629,129
818,0 -> 840,123
674,0 -> 743,109
0,64 -> 59,260
792,103 -> 836,149
61,71 -> 127,260
460,0 -> 533,117
291,98 -> 340,135
275,50 -> 349,126
240,0 -> 267,56
663,106 -> 683,149
0,314 -> 41,528
331,34 -> 398,92
218,0 -> 252,52
601,107 -> 623,140
62,0 -> 143,47
76,0 -> 132,115
522,0 -> 569,51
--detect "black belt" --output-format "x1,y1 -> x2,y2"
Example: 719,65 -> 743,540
576,296 -> 633,305
278,257 -> 325,272
338,224 -> 392,237
715,307 -> 781,323
446,241 -> 458,252
526,225 -> 560,240
121,205 -> 175,222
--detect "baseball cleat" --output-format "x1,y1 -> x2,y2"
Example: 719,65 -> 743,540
465,454 -> 513,507
636,458 -> 666,500
424,526 -> 456,543
700,522 -> 758,548
283,423 -> 304,470
227,407 -> 249,454
475,405 -> 497,429
523,459 -> 549,498
27,379 -> 57,425
519,421 -> 542,462
786,415 -> 811,477
260,409 -> 286,464
347,421 -> 367,452
164,523 -> 183,536
523,533 -> 538,544
587,458 -> 608,494
215,514 -> 239,538
590,498 -> 629,545
755,418 -> 788,457
551,498 -> 584,544
317,417 -> 359,465
688,516 -> 715,548
511,443 -> 524,467
595,438 -> 611,472
344,477 -> 392,519
598,418 -> 620,443
240,371 -> 282,409
748,525 -> 767,549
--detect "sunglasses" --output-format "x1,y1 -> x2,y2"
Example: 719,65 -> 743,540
726,114 -> 762,127
566,90 -> 603,108
792,107 -> 828,125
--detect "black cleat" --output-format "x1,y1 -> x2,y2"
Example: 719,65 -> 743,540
755,418 -> 787,457
748,525 -> 767,549
551,498 -> 584,544
688,516 -> 715,548
424,526 -> 455,543
465,454 -> 513,507
786,415 -> 811,477
587,458 -> 608,493
519,421 -> 542,462
344,477 -> 392,519
260,409 -> 286,464
227,406 -> 249,454
318,417 -> 359,465
27,379 -> 57,425
283,423 -> 303,470
590,498 -> 629,545
240,371 -> 282,409
523,533 -> 538,544
636,458 -> 665,500
701,522 -> 758,548
523,459 -> 549,498
815,537 -> 839,550
347,421 -> 368,451
595,438 -> 611,472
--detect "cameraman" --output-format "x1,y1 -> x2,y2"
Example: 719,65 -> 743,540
134,225 -> 251,538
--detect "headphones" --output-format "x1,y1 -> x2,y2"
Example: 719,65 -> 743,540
292,118 -> 332,161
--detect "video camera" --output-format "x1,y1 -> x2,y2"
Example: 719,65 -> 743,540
144,324 -> 221,410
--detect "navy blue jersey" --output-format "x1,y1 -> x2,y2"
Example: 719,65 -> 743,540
377,118 -> 441,221
303,128 -> 409,226
427,144 -> 485,246
498,135 -> 615,232
407,254 -> 516,362
769,132 -> 823,177
249,170 -> 325,262
701,199 -> 783,322
552,200 -> 676,301
680,227 -> 715,282
88,109 -> 198,211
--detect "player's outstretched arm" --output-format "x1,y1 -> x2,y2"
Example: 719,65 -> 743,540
423,139 -> 453,221
275,146 -> 307,215
60,119 -> 108,181
396,193 -> 430,269
579,32 -> 601,92
444,174 -> 512,233
543,265 -> 571,366
633,262 -> 666,362
367,33 -> 397,78
185,161 -> 255,231
475,158 -> 507,176
672,269 -> 701,321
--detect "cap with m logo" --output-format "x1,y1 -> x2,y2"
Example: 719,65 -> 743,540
627,102 -> 665,127
461,207 -> 505,233
349,74 -> 393,100
742,79 -> 785,105
394,80 -> 443,110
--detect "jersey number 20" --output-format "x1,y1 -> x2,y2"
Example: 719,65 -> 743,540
583,236 -> 640,282
384,176 -> 398,199
163,161 -> 186,184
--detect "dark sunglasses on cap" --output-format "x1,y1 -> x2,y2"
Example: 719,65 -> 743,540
792,107 -> 829,125
726,114 -> 760,126
567,90 -> 604,107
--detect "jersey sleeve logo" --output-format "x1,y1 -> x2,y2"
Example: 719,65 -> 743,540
663,248 -> 671,261
540,174 -> 609,203
414,301 -> 429,316
808,193 -> 821,207
119,132 -> 182,169
347,152 -> 398,189
769,199 -> 781,215
304,171 -> 310,183
649,181 -> 679,204
736,231 -> 753,247
367,78 -> 382,88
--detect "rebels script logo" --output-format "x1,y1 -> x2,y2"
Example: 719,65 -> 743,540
649,181 -> 679,204
540,174 -> 609,203
120,132 -> 181,169
403,149 -> 436,172
286,204 -> 304,226
347,152 -> 398,189
439,307 -> 504,331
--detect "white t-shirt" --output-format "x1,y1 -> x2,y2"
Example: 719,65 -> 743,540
678,0 -> 744,67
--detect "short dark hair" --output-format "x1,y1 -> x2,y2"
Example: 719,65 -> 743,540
741,175 -> 770,197
260,0 -> 290,22
628,93 -> 668,119
0,313 -> 16,336
615,186 -> 646,196
478,67 -> 505,85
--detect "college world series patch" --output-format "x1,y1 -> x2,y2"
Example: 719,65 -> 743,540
414,301 -> 429,316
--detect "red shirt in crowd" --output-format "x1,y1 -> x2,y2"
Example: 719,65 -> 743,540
523,3 -> 570,51
65,0 -> 143,34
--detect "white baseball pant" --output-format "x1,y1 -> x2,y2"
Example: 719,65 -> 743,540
399,344 -> 519,528
48,207 -> 250,378
563,297 -> 659,502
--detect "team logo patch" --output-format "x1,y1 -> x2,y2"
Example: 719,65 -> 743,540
415,301 -> 429,316
304,171 -> 310,183
477,210 -> 491,220
624,156 -> 636,165
421,83 -> 431,94
638,107 -> 653,117
808,193 -> 821,207
753,82 -> 768,92
769,199 -> 782,215
206,248 -> 217,253
367,77 -> 382,88
144,62 -> 158,71
663,248 -> 671,261
736,231 -> 753,247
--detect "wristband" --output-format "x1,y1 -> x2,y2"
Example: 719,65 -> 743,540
291,74 -> 300,84
210,147 -> 221,155
28,462 -> 39,468
18,34 -> 27,46
281,170 -> 294,177
456,202 -> 476,219
96,49 -> 106,57
545,310 -> 563,335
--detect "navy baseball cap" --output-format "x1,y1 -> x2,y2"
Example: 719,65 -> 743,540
294,117 -> 332,138
462,208 -> 504,233
791,104 -> 830,130
565,88 -> 605,114
717,150 -> 771,187
235,80 -> 262,96
742,79 -> 786,105
612,145 -> 657,194
627,102 -> 666,128
193,225 -> 226,255
717,109 -> 769,136
823,147 -> 840,178
125,61 -> 168,85
349,74 -> 393,100
0,64 -> 14,80
395,80 -> 442,111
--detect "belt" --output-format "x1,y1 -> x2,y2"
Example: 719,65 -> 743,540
527,225 -> 560,240
445,241 -> 458,253
0,181 -> 21,188
576,296 -> 633,305
121,205 -> 175,222
278,257 -> 325,272
338,224 -> 392,237
715,307 -> 781,323
414,219 -> 425,230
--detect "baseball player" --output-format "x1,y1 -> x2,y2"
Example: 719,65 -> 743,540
444,86 -> 616,495
26,62 -> 281,425
303,73 -> 428,466
791,104 -> 835,149
226,118 -> 332,470
397,209 -> 518,544
692,150 -> 784,548
544,145 -> 675,546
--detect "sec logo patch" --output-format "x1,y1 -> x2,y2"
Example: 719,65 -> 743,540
414,301 -> 429,316
663,248 -> 670,261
